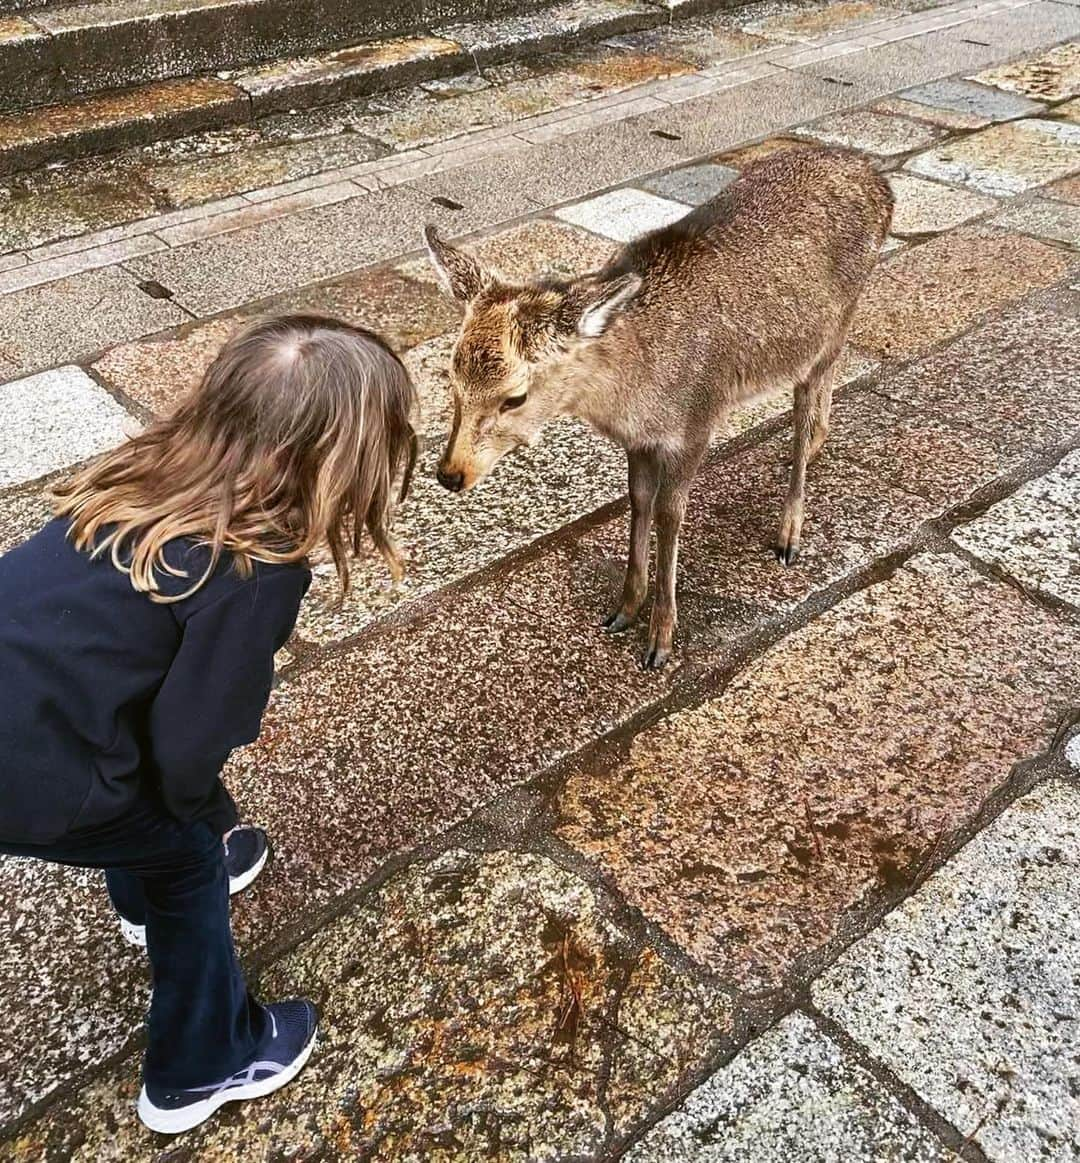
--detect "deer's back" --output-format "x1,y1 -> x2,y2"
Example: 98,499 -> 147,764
606,147 -> 892,386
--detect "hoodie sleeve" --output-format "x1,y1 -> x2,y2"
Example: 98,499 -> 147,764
147,566 -> 310,832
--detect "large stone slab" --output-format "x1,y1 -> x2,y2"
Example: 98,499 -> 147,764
951,450 -> 1080,607
556,554 -> 1080,986
408,116 -> 690,217
826,389 -> 1019,504
887,172 -> 998,236
0,265 -> 185,380
870,293 -> 1080,453
581,433 -> 934,663
905,119 -> 1080,198
125,183 -> 457,317
870,94 -> 989,131
969,41 -> 1080,102
0,367 -> 132,487
797,30 -> 1003,95
814,781 -> 1080,1162
625,1012 -> 953,1162
1046,174 -> 1080,204
631,68 -> 856,159
989,195 -> 1080,247
0,858 -> 147,1128
848,227 -> 1075,362
895,78 -> 1046,125
639,162 -> 739,205
554,187 -> 688,241
3,850 -> 729,1158
794,109 -> 945,157
235,34 -> 462,115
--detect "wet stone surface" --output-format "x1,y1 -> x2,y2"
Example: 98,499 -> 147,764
355,44 -> 693,150
870,291 -> 1080,453
139,134 -> 387,210
605,16 -> 768,68
951,450 -> 1080,607
0,265 -> 185,380
0,477 -> 54,554
4,850 -> 731,1160
969,41 -> 1080,102
848,227 -> 1075,362
0,176 -> 160,255
580,433 -> 934,669
887,172 -> 998,236
794,109 -> 945,157
624,1012 -> 953,1162
557,554 -> 1080,987
0,860 -> 147,1128
732,0 -> 900,43
896,77 -> 1046,124
215,539 -> 674,939
825,388 -> 1019,504
714,135 -> 817,169
905,118 -> 1080,198
815,781 -> 1080,1161
989,195 -> 1080,247
1047,174 -> 1080,204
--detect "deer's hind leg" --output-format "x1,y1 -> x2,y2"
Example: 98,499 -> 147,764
807,360 -> 836,463
776,353 -> 838,567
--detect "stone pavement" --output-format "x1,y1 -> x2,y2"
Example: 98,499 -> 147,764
1,0 -> 1080,1158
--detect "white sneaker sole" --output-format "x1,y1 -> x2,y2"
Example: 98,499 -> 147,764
119,843 -> 270,948
227,842 -> 269,895
136,1026 -> 317,1135
119,916 -> 147,949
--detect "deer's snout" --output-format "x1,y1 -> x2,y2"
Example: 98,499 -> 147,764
437,465 -> 465,492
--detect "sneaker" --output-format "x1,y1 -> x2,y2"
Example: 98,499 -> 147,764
120,826 -> 270,948
137,1000 -> 318,1135
223,825 -> 270,894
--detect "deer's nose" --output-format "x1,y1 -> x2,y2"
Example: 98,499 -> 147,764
437,466 -> 465,492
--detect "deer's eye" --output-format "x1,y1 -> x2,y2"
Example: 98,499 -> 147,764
500,393 -> 527,413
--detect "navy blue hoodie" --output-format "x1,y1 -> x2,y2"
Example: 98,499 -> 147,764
0,519 -> 310,843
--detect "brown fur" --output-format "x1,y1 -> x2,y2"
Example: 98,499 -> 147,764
426,146 -> 893,668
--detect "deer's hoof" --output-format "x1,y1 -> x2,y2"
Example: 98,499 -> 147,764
602,610 -> 635,634
775,542 -> 800,568
641,644 -> 671,671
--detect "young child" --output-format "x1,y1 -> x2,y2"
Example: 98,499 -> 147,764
0,313 -> 416,1135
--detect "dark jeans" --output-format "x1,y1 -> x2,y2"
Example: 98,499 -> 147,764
0,799 -> 267,1090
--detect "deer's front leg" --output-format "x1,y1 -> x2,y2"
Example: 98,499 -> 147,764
604,448 -> 660,634
643,474 -> 692,671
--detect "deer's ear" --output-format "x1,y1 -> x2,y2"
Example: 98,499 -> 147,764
576,273 -> 643,338
424,224 -> 489,303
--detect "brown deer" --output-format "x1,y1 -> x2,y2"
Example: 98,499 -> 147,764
425,147 -> 893,669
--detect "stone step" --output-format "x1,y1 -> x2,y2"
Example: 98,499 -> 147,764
0,0 -> 583,113
0,0 -> 673,176
233,0 -> 662,115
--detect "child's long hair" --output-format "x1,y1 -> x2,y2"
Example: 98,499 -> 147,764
53,313 -> 418,601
